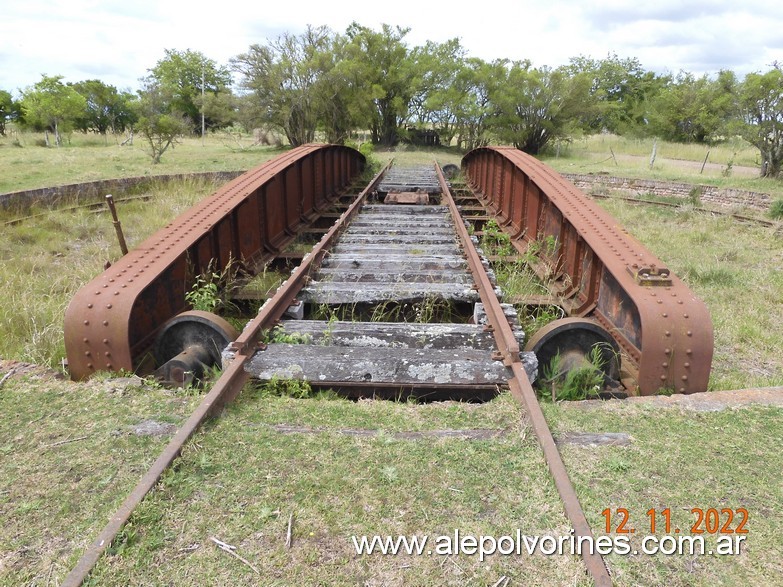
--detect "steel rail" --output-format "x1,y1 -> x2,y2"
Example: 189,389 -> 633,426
590,192 -> 778,228
62,163 -> 389,587
436,164 -> 613,587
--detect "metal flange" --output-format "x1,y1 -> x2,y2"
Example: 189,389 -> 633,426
525,317 -> 620,384
153,310 -> 239,386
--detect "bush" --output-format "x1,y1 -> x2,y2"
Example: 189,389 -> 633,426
768,199 -> 783,220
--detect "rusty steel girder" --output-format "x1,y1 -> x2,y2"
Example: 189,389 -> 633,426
64,144 -> 365,380
462,147 -> 713,395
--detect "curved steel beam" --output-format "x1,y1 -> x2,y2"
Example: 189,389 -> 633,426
462,146 -> 713,395
65,144 -> 365,380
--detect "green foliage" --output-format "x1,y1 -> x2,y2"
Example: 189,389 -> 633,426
489,62 -> 593,155
538,345 -> 606,401
146,49 -> 234,133
722,155 -> 735,177
682,264 -> 737,286
264,325 -> 312,345
341,23 -> 417,146
769,198 -> 783,219
185,274 -> 220,312
564,53 -> 663,135
185,259 -> 238,313
348,140 -> 381,172
688,186 -> 703,206
20,75 -> 87,146
736,63 -> 783,177
69,79 -> 137,135
412,295 -> 453,323
253,375 -> 314,399
480,218 -> 513,256
519,304 -> 564,336
133,80 -> 191,164
232,25 -> 339,146
107,523 -> 139,556
646,70 -> 738,144
0,89 -> 20,136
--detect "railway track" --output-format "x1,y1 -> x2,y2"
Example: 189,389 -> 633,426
62,145 -> 715,585
589,192 -> 780,228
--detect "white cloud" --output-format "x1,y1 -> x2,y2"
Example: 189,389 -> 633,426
1,0 -> 781,94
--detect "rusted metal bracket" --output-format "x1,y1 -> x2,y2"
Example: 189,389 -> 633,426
627,264 -> 672,286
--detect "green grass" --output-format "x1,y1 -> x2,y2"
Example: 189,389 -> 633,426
544,134 -> 783,199
545,400 -> 783,586
0,374 -> 201,586
84,391 -> 589,586
10,387 -> 777,586
0,130 -> 284,195
0,130 -> 462,196
1,140 -> 782,586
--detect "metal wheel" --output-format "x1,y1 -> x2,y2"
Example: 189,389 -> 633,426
525,317 -> 620,383
154,311 -> 239,385
441,164 -> 459,179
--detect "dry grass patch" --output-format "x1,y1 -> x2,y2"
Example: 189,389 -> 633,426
0,131 -> 282,194
0,178 -> 222,370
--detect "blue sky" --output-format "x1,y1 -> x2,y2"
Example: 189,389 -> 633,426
1,0 -> 781,93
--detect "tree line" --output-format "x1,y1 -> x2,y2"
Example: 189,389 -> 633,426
2,22 -> 783,176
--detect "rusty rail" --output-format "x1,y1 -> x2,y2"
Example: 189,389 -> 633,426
437,164 -> 612,586
64,144 -> 365,381
462,147 -> 713,395
61,159 -> 388,587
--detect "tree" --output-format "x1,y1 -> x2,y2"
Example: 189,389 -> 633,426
489,62 -> 592,154
342,23 -> 415,146
0,90 -> 20,136
737,63 -> 783,177
407,39 -> 465,128
70,79 -> 137,136
232,25 -> 336,146
20,75 -> 87,146
314,32 -> 359,144
425,57 -> 505,150
565,54 -> 663,135
133,80 -> 190,164
147,49 -> 233,133
647,70 -> 737,143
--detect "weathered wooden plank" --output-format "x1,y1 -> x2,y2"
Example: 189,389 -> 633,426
246,344 -> 512,385
300,281 -> 481,304
338,234 -> 457,245
361,204 -> 448,215
343,224 -> 455,235
315,269 -> 474,284
331,243 -> 461,255
321,254 -> 468,270
349,217 -> 453,227
275,320 -> 498,349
